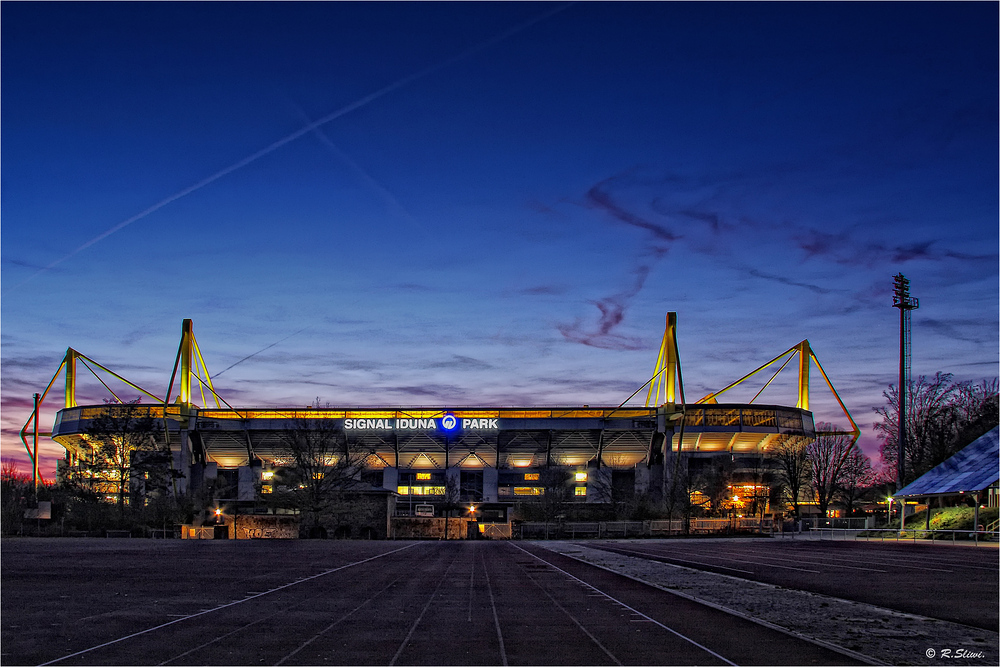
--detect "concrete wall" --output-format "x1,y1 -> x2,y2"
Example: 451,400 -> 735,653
392,517 -> 478,539
232,514 -> 299,539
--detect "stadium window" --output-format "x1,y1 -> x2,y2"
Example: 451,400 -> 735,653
425,486 -> 445,495
261,485 -> 272,494
397,485 -> 410,495
575,471 -> 588,483
416,472 -> 432,481
524,473 -> 539,481
575,487 -> 587,496
514,487 -> 543,496
499,487 -> 512,496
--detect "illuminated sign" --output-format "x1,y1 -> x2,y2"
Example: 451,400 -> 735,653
343,414 -> 498,431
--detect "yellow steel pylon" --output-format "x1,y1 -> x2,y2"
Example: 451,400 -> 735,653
645,313 -> 680,407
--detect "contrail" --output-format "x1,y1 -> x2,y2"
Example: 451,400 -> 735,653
295,102 -> 428,233
214,327 -> 310,378
6,3 -> 573,294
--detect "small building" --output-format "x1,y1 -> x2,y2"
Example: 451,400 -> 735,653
894,427 -> 1000,529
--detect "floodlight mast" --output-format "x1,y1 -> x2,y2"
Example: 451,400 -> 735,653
892,273 -> 919,492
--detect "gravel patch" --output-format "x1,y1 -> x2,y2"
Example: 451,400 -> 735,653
538,541 -> 998,666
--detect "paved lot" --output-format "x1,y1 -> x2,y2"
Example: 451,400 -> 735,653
1,538 -> 861,666
582,537 -> 999,630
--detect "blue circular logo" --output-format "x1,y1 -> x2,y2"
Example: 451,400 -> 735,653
441,414 -> 457,430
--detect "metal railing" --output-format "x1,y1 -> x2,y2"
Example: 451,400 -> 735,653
518,517 -> 773,539
780,527 -> 1000,545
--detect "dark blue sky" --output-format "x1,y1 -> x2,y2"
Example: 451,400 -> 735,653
3,2 -> 997,476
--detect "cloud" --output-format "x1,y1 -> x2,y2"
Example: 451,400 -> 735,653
526,199 -> 566,219
919,318 -> 993,345
793,230 -> 995,269
518,285 -> 569,296
394,283 -> 437,292
558,263 -> 656,351
745,268 -> 836,295
585,174 -> 681,249
1,355 -> 63,372
385,384 -> 468,401
1,395 -> 38,412
425,355 -> 494,371
557,169 -> 688,351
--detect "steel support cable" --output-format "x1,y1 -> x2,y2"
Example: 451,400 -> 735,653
188,370 -> 256,460
73,352 -> 163,403
161,341 -> 185,498
671,334 -> 688,529
76,357 -> 124,405
19,359 -> 66,462
192,336 -> 221,409
646,333 -> 668,406
809,351 -> 860,442
699,342 -> 801,404
749,351 -> 795,404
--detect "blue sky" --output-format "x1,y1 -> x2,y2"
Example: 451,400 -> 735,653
3,2 -> 997,477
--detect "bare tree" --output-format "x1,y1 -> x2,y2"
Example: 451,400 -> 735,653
744,454 -> 774,521
807,424 -> 855,517
84,399 -> 162,518
272,418 -> 368,536
440,475 -> 462,540
836,446 -> 875,516
772,439 -> 810,519
519,467 -> 571,522
874,374 -> 998,485
691,457 -> 735,516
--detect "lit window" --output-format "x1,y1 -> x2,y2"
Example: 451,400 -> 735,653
416,472 -> 432,481
575,487 -> 587,496
575,471 -> 588,482
397,485 -> 410,495
425,486 -> 445,495
262,471 -> 274,480
312,472 -> 324,480
499,487 -> 512,496
261,484 -> 272,494
524,473 -> 539,481
514,487 -> 543,496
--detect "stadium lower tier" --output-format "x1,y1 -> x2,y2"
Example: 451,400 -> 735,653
52,403 -> 814,506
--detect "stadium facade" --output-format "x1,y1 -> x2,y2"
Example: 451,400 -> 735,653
24,316 -> 858,520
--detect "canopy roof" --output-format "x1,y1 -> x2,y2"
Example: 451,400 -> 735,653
894,427 -> 999,498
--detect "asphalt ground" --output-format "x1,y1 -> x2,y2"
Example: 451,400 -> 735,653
1,538 -> 863,666
582,538 -> 999,630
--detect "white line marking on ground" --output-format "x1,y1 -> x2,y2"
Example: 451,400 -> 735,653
513,543 -> 737,667
38,543 -> 421,666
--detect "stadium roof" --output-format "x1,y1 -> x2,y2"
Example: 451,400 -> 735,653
894,427 -> 1000,498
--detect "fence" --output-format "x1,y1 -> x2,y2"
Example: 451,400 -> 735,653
518,517 -> 772,539
780,527 -> 1000,545
482,523 -> 512,539
798,517 -> 872,531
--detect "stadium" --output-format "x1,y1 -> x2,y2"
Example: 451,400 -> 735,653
23,315 -> 859,529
